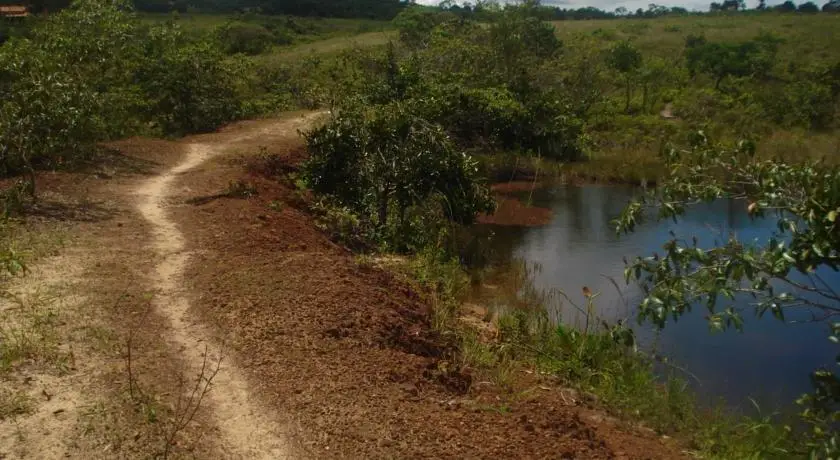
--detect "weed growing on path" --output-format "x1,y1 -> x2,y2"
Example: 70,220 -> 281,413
124,314 -> 223,459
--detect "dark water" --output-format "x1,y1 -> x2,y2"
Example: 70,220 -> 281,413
473,185 -> 839,411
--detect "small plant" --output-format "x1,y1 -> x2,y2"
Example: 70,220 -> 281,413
124,311 -> 221,459
0,180 -> 34,217
0,387 -> 31,420
224,180 -> 257,199
161,347 -> 221,459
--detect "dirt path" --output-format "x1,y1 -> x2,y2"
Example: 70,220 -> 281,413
136,142 -> 287,459
134,112 -> 322,458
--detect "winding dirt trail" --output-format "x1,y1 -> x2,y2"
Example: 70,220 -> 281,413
137,143 -> 288,459
134,114 -> 323,458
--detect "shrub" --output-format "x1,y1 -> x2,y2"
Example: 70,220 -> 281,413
393,6 -> 452,48
303,103 -> 494,250
0,0 -> 139,177
0,41 -> 103,178
217,21 -> 274,55
761,79 -> 835,129
140,24 -> 243,134
685,33 -> 781,89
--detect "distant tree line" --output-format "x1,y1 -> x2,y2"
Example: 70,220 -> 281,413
432,0 -> 840,19
712,0 -> 838,12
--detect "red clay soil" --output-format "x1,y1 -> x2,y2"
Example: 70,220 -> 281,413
165,122 -> 687,459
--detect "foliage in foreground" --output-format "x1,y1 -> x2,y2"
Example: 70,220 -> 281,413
615,137 -> 840,456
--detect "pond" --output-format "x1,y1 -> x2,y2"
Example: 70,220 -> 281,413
470,184 -> 838,412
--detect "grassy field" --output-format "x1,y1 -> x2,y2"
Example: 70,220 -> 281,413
543,14 -> 840,183
552,14 -> 840,63
259,29 -> 395,61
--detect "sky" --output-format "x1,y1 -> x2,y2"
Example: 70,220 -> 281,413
413,0 -> 787,14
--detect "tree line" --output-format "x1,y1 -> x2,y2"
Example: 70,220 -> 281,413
433,0 -> 840,19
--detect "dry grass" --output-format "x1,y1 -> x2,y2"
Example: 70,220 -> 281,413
0,387 -> 31,420
757,129 -> 840,162
0,290 -> 70,377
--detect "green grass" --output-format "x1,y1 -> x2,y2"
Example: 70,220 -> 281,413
139,12 -> 394,62
258,30 -> 395,62
0,218 -> 69,377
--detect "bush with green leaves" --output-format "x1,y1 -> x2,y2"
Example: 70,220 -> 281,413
757,63 -> 840,130
0,0 -> 249,183
615,137 -> 840,456
606,40 -> 642,113
0,0 -> 129,179
138,23 -> 244,135
685,33 -> 782,90
393,5 -> 452,48
303,103 -> 494,251
343,11 -> 588,162
217,21 -> 274,55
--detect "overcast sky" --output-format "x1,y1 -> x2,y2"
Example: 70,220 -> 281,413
413,0 -> 787,14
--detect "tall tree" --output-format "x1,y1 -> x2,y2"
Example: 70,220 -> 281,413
607,41 -> 642,113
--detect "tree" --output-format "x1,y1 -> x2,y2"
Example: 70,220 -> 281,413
638,57 -> 680,114
825,0 -> 840,11
798,1 -> 820,11
758,0 -> 767,9
721,0 -> 745,9
776,0 -> 797,10
684,34 -> 780,90
615,138 -> 840,458
393,6 -> 450,49
303,103 -> 494,235
139,23 -> 243,134
607,41 -> 642,113
488,4 -> 562,91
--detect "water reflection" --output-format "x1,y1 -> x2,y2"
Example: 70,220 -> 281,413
473,185 -> 838,411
